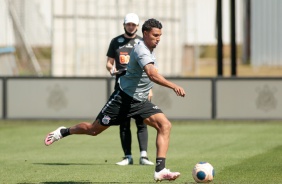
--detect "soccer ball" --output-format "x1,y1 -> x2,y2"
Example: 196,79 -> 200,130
192,162 -> 214,183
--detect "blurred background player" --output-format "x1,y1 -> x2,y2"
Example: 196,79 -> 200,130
106,13 -> 154,166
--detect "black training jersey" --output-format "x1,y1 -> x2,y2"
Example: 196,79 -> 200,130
106,34 -> 142,72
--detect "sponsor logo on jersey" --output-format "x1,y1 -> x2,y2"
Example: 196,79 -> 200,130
125,43 -> 133,48
102,115 -> 111,124
120,54 -> 130,64
119,43 -> 133,49
120,52 -> 129,55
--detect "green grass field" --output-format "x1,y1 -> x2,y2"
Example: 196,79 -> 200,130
1,120 -> 282,184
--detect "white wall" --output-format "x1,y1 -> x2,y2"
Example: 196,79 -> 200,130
3,77 -> 282,120
217,79 -> 282,119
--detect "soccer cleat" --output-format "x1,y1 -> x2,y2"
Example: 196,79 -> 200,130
154,168 -> 180,182
44,126 -> 66,146
139,157 -> 154,165
116,157 -> 133,166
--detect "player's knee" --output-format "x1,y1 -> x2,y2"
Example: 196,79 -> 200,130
89,120 -> 107,136
164,121 -> 172,130
89,127 -> 103,136
88,127 -> 101,136
157,120 -> 171,132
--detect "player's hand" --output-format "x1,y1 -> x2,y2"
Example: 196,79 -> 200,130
111,68 -> 127,76
173,86 -> 185,97
110,68 -> 117,76
148,89 -> 153,101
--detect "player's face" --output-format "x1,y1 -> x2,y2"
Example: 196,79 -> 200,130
143,28 -> 162,50
124,23 -> 138,34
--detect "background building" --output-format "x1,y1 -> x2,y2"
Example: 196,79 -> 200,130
1,0 -> 282,76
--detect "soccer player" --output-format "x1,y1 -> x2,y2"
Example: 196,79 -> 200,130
44,18 -> 185,182
106,13 -> 154,166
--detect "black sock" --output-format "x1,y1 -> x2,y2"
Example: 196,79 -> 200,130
60,128 -> 70,137
155,157 -> 166,172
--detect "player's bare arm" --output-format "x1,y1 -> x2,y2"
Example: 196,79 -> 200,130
106,57 -> 116,75
148,89 -> 153,101
144,63 -> 185,97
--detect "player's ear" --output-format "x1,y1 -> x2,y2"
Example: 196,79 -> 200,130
143,31 -> 148,37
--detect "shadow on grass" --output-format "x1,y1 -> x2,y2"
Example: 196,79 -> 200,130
18,182 -> 93,184
33,163 -> 110,166
40,182 -> 154,184
40,182 -> 118,184
19,182 -> 158,184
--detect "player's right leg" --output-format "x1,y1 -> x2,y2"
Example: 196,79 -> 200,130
69,120 -> 109,136
44,126 -> 66,146
44,120 -> 109,146
44,89 -> 124,146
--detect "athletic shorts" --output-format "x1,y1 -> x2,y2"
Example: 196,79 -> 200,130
95,89 -> 163,126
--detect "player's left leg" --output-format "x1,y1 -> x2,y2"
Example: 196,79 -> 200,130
143,113 -> 180,181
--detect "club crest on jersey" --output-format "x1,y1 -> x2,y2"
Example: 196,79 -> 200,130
102,115 -> 111,124
118,37 -> 125,43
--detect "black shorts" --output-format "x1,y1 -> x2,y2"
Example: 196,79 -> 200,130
96,89 -> 163,126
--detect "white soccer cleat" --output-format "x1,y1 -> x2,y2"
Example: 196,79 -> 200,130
154,168 -> 180,182
44,126 -> 66,146
116,157 -> 133,166
139,157 -> 154,165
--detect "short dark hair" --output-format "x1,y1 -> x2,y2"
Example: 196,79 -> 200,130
142,18 -> 162,33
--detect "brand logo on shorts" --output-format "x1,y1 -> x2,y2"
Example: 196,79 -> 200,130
153,106 -> 159,109
102,115 -> 111,124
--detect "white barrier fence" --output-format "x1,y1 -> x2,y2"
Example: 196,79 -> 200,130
2,77 -> 282,120
216,78 -> 282,120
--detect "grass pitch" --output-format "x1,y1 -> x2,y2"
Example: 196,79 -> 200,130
0,120 -> 282,184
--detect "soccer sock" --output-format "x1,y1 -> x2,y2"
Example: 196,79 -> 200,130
60,128 -> 70,137
125,155 -> 132,159
155,157 -> 166,172
140,151 -> 147,157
